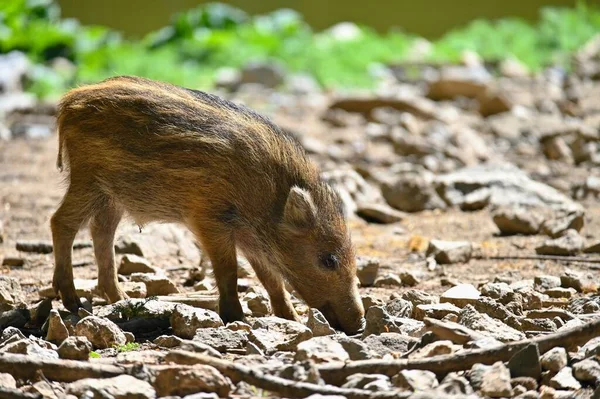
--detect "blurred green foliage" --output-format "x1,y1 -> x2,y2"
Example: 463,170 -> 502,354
1,0 -> 599,98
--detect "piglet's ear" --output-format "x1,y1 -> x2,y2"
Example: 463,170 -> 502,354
283,186 -> 317,230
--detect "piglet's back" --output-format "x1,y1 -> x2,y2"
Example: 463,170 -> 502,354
56,76 -> 319,224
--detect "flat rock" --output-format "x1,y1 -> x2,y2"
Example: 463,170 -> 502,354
392,369 -> 439,391
67,374 -> 156,399
535,229 -> 584,256
492,207 -> 544,235
333,336 -> 373,360
458,305 -> 525,342
549,367 -> 581,390
435,163 -> 582,212
356,202 -> 406,224
426,240 -> 472,264
0,338 -> 58,359
75,316 -> 127,349
363,333 -> 418,357
410,340 -> 461,359
440,284 -> 481,307
170,305 -> 223,339
152,365 -> 230,397
382,174 -> 447,213
119,254 -> 159,275
192,328 -> 247,353
130,273 -> 180,296
402,290 -> 437,306
307,308 -> 336,336
249,317 -> 312,353
413,303 -> 461,321
295,337 -> 349,363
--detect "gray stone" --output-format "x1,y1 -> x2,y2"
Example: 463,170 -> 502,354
541,347 -> 568,373
307,308 -> 336,336
356,257 -> 380,287
536,229 -> 584,256
67,374 -> 156,399
549,367 -> 581,390
402,290 -> 437,306
534,275 -> 562,292
435,163 -> 582,212
0,373 -> 16,389
58,336 -> 93,360
0,338 -> 58,359
426,240 -> 472,264
333,336 -> 373,360
508,343 -> 542,379
572,359 -> 600,383
356,203 -> 406,224
480,361 -> 513,398
342,374 -> 391,391
295,337 -> 349,363
385,298 -> 413,318
392,370 -> 439,391
0,309 -> 29,329
152,365 -> 231,397
481,282 -> 513,300
249,317 -> 312,353
382,174 -> 447,213
130,273 -> 179,296
458,305 -> 525,342
75,316 -> 127,349
46,309 -> 69,344
492,207 -> 544,235
119,254 -> 158,275
0,276 -> 24,308
413,303 -> 461,321
240,62 -> 285,88
192,328 -> 247,353
362,333 -> 417,357
170,305 -> 223,339
244,292 -> 271,317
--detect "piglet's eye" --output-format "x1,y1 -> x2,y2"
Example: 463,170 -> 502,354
320,254 -> 339,270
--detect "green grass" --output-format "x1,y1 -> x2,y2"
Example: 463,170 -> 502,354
115,342 -> 140,352
89,351 -> 101,358
1,0 -> 600,98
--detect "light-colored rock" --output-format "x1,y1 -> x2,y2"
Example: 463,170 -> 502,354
0,372 -> 16,389
536,229 -> 584,256
119,254 -> 159,275
295,337 -> 349,363
244,292 -> 271,317
356,257 -> 380,287
492,207 -> 544,235
0,276 -> 24,307
170,305 -> 223,339
58,336 -> 93,360
75,316 -> 127,349
342,374 -> 392,391
152,365 -> 231,397
458,305 -> 525,342
192,328 -> 247,353
426,240 -> 472,264
130,273 -> 179,296
440,284 -> 481,307
572,358 -> 600,383
480,361 -> 512,398
307,308 -> 336,336
46,309 -> 69,344
67,374 -> 156,399
356,203 -> 406,224
249,317 -> 312,353
413,303 -> 461,321
392,369 -> 438,391
549,367 -> 581,390
410,340 -> 461,359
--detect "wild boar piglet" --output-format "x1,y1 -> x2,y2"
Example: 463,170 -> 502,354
51,76 -> 365,334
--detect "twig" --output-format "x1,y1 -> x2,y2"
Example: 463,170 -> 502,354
164,350 -> 411,399
0,353 -> 125,382
317,316 -> 600,385
475,254 -> 600,264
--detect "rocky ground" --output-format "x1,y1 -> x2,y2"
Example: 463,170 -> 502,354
1,36 -> 600,399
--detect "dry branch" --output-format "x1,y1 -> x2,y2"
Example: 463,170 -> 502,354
476,254 -> 600,264
318,316 -> 600,385
0,353 -> 125,382
164,350 -> 411,399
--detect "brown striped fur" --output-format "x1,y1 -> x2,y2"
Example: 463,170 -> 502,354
51,76 -> 365,333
